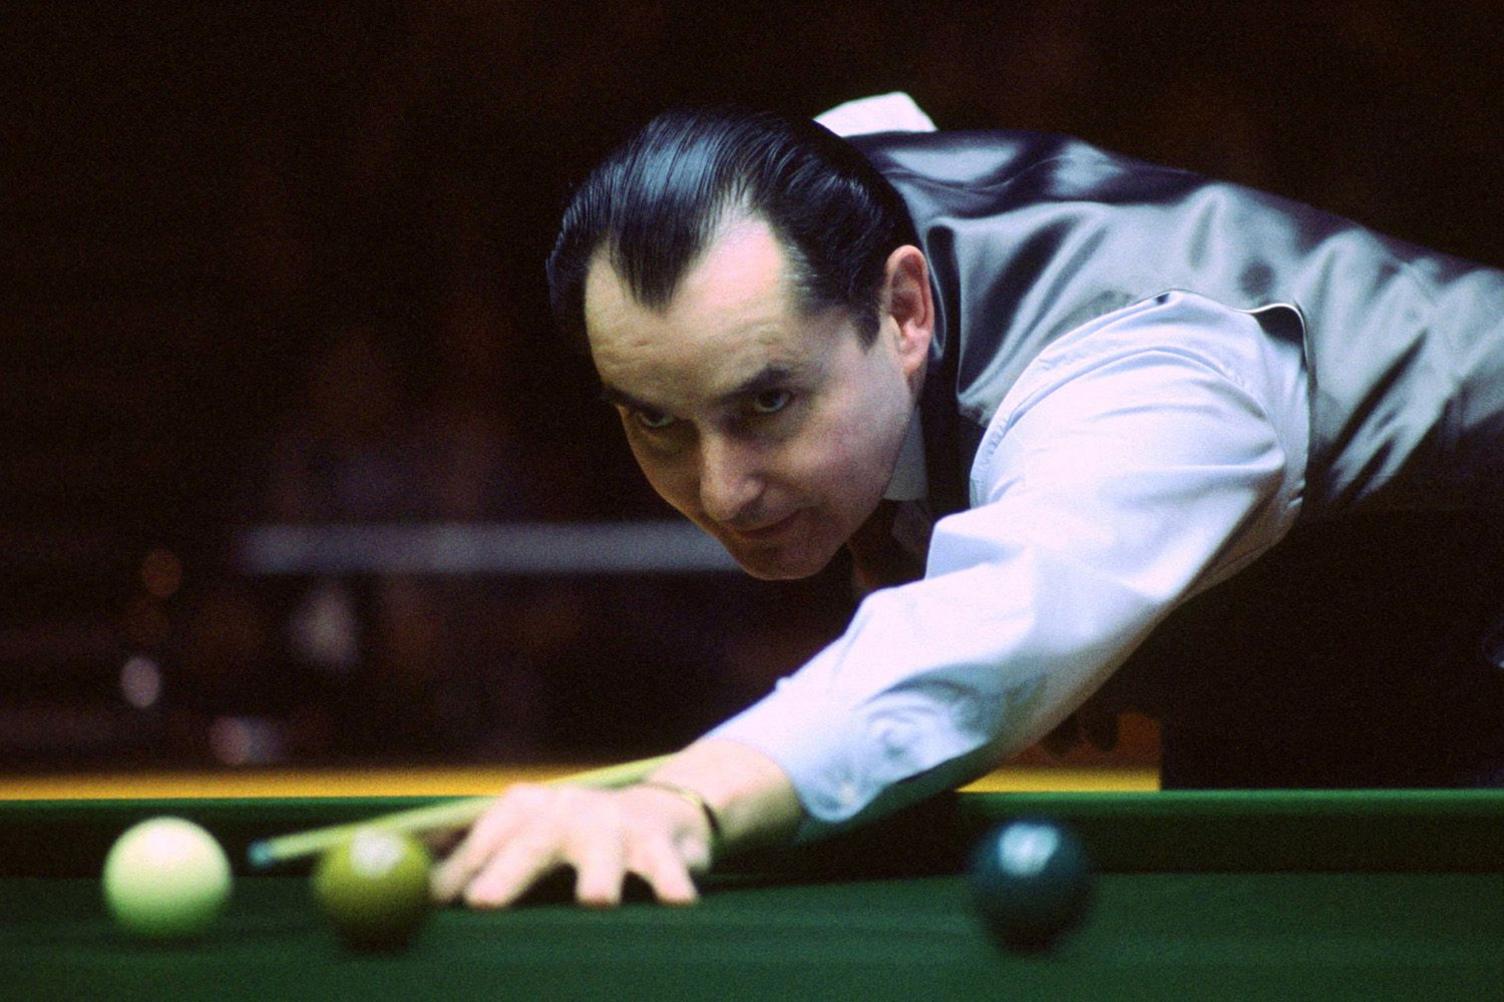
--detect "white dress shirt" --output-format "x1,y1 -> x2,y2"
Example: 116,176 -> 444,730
709,289 -> 1310,839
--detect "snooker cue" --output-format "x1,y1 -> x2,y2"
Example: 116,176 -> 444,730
245,754 -> 672,869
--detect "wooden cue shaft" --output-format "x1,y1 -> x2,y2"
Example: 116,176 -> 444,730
245,754 -> 673,869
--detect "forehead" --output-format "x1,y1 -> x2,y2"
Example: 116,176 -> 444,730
586,217 -> 790,340
584,218 -> 831,401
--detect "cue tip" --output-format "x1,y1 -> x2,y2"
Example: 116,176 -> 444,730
245,840 -> 275,870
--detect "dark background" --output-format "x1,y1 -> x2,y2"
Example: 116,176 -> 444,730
3,1 -> 1501,769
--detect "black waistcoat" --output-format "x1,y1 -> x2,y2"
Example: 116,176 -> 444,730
851,130 -> 1504,523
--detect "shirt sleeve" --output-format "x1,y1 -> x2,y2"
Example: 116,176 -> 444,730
709,291 -> 1310,840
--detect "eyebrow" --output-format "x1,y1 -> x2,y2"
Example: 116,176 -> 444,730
598,383 -> 659,413
718,365 -> 798,406
599,364 -> 802,415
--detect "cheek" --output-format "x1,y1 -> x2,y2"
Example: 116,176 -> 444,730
627,438 -> 700,513
784,411 -> 883,500
803,383 -> 908,499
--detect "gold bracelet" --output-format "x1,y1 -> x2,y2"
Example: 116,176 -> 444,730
635,781 -> 723,841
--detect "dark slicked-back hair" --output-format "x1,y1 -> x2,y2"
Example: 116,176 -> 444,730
546,107 -> 917,349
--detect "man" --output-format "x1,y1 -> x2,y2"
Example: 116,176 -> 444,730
432,97 -> 1504,909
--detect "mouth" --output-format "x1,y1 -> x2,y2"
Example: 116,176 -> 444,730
728,510 -> 801,542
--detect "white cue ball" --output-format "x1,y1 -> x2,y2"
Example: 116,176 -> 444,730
102,816 -> 232,939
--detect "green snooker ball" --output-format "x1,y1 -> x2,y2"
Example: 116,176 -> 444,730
969,818 -> 1094,951
102,816 -> 232,940
312,828 -> 433,951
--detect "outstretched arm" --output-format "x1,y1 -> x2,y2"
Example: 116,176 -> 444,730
434,291 -> 1307,906
708,292 -> 1308,839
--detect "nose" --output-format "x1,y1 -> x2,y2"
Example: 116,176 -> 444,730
698,435 -> 763,525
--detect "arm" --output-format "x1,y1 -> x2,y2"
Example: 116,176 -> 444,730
710,291 -> 1309,836
433,292 -> 1307,904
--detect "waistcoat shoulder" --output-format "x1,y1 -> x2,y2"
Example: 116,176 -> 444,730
851,130 -> 1504,518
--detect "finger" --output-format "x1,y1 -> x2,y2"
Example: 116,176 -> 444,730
621,785 -> 713,872
572,837 -> 628,908
671,824 -> 713,875
463,831 -> 565,909
431,787 -> 545,903
431,819 -> 511,903
631,836 -> 700,906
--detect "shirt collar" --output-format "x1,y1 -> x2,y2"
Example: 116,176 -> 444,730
883,410 -> 928,502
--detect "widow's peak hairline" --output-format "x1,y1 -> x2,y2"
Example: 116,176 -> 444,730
602,201 -> 816,315
551,107 -> 907,349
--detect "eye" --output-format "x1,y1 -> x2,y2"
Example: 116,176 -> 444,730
632,409 -> 677,431
751,389 -> 792,415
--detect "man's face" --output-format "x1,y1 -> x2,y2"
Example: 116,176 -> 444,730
584,216 -> 929,579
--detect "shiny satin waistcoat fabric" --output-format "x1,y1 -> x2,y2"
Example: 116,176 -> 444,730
851,130 -> 1504,522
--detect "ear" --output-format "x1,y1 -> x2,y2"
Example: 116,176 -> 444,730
881,244 -> 933,387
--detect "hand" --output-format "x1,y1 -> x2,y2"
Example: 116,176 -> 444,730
429,782 -> 715,909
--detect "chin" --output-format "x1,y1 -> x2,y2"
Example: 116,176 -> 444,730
727,540 -> 838,581
737,559 -> 818,581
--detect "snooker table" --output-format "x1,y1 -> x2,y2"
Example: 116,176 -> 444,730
1,769 -> 1500,1001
